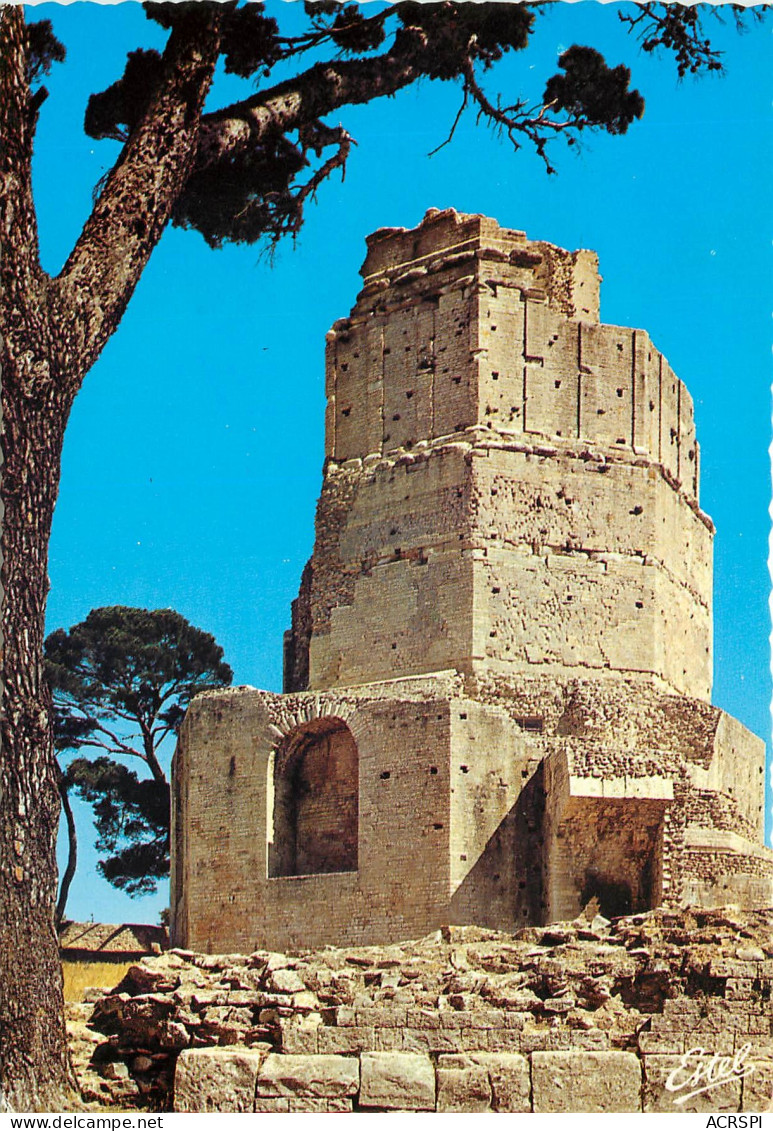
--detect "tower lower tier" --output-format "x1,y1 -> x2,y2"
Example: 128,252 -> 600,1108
171,673 -> 773,953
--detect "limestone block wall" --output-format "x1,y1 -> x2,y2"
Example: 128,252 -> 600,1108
173,674 -> 772,954
359,209 -> 600,320
465,677 -> 772,920
173,681 -> 470,953
447,700 -> 544,930
541,742 -> 668,922
531,688 -> 772,922
327,208 -> 698,490
470,445 -> 711,696
545,796 -> 667,923
708,712 -> 768,838
303,448 -> 477,690
173,682 -> 555,950
84,910 -> 773,1114
682,832 -> 773,909
174,1038 -> 773,1114
293,439 -> 712,698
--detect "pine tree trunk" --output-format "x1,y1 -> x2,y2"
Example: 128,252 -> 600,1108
0,8 -> 74,1109
0,356 -> 75,1110
0,6 -> 221,1107
0,0 -> 436,1107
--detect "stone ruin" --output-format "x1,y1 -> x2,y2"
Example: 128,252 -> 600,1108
74,907 -> 773,1113
170,208 -> 773,954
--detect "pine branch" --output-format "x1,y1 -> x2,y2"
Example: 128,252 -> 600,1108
194,28 -> 430,174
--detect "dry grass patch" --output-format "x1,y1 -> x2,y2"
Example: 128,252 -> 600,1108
63,960 -> 132,1002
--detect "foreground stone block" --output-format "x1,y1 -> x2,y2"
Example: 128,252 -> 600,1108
174,1048 -> 263,1112
742,1059 -> 773,1113
288,1098 -> 353,1112
643,1053 -> 741,1113
359,1051 -> 435,1110
437,1053 -> 530,1112
254,1097 -> 353,1112
532,1051 -> 641,1113
402,1027 -> 464,1054
486,1053 -> 531,1112
253,1098 -> 290,1112
278,1016 -> 321,1055
436,1059 -> 490,1112
256,1053 -> 359,1098
318,1025 -> 375,1054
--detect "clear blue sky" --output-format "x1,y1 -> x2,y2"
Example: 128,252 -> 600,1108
30,2 -> 772,925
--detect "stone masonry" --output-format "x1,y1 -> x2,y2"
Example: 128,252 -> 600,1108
74,907 -> 773,1113
171,209 -> 773,954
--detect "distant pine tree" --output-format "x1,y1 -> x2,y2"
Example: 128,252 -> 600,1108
46,606 -> 232,920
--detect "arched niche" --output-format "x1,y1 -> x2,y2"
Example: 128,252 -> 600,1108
268,716 -> 359,878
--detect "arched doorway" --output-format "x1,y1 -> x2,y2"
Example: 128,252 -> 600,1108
268,717 -> 359,877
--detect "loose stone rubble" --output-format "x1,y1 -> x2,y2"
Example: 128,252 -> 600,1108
69,906 -> 773,1112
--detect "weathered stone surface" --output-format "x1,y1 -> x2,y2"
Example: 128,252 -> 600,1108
402,1027 -> 464,1054
485,1053 -> 531,1112
288,1098 -> 353,1112
532,1051 -> 641,1113
253,1098 -> 289,1112
437,1053 -> 529,1112
101,1062 -> 129,1082
317,1026 -> 375,1054
256,1053 -> 359,1098
174,1048 -> 263,1113
437,1062 -> 490,1112
268,969 -> 306,995
278,1016 -> 320,1055
643,1053 -> 741,1113
359,1052 -> 435,1110
741,1058 -> 773,1113
254,1096 -> 353,1112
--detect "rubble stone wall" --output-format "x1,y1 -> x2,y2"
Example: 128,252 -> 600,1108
72,909 -> 773,1114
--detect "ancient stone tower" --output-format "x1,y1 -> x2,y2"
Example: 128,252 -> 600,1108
171,210 -> 773,952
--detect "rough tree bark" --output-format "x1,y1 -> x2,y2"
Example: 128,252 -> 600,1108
196,36 -> 431,169
0,8 -> 73,1108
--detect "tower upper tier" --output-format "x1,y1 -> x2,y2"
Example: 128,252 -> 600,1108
326,208 -> 700,495
286,210 -> 714,701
